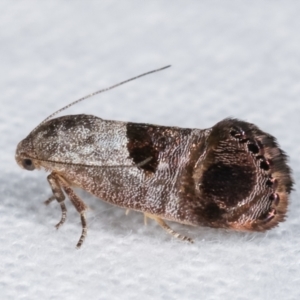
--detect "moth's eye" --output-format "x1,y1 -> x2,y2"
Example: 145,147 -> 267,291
22,159 -> 35,171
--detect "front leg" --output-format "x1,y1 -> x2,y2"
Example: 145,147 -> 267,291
62,185 -> 87,248
46,173 -> 67,229
46,172 -> 89,248
54,176 -> 88,248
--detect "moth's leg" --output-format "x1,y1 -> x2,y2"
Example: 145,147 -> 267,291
145,213 -> 194,243
126,210 -> 148,225
58,181 -> 88,248
46,173 -> 67,229
144,214 -> 148,226
44,195 -> 55,205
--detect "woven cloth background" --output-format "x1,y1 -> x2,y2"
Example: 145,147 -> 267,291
1,2 -> 299,299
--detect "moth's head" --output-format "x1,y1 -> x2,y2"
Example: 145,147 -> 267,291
15,134 -> 40,171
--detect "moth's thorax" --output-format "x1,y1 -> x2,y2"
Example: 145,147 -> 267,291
30,115 -> 130,169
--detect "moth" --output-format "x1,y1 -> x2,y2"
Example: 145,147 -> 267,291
15,66 -> 293,248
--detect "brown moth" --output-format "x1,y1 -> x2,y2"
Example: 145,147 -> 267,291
15,66 -> 293,248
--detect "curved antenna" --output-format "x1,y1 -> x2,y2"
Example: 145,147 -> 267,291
38,65 -> 171,127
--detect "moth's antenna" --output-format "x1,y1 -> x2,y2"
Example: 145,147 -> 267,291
38,65 -> 171,127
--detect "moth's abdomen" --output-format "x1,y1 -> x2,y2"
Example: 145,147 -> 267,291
189,118 -> 293,231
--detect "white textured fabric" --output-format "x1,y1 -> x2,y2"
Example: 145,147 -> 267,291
1,2 -> 299,300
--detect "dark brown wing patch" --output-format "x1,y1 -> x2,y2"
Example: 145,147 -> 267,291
126,123 -> 162,172
126,122 -> 192,173
201,162 -> 256,207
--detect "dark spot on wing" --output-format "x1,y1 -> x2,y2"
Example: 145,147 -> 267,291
196,202 -> 225,223
201,162 -> 255,207
126,123 -> 161,172
126,123 -> 192,173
